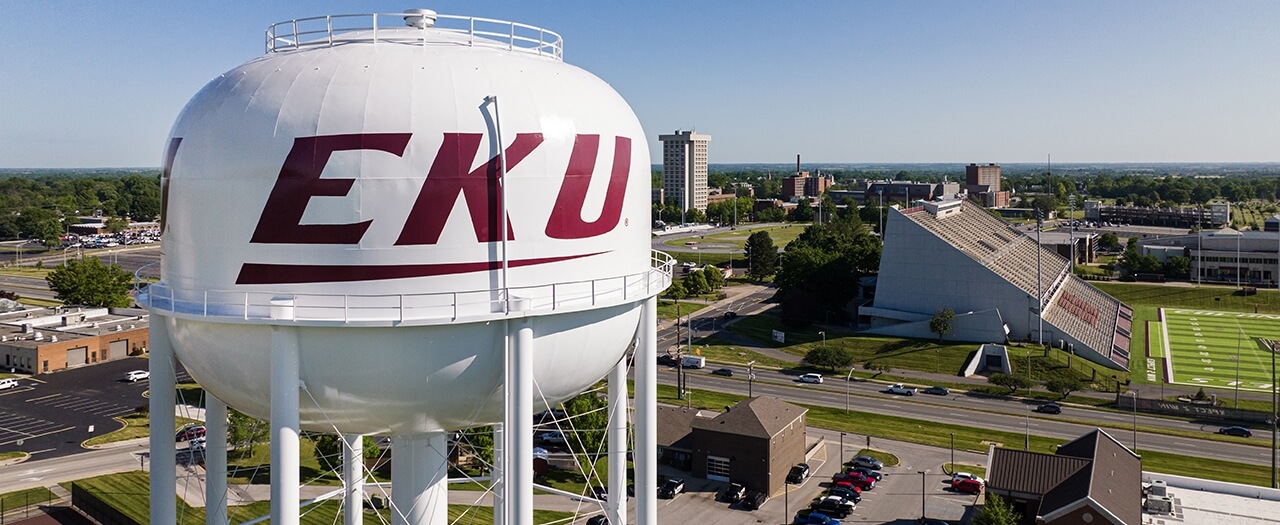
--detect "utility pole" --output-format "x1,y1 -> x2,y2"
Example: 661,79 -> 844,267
878,188 -> 885,235
1069,195 -> 1076,273
1036,209 -> 1044,348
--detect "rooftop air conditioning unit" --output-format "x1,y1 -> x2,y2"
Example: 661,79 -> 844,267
1149,480 -> 1167,498
1145,495 -> 1172,514
33,332 -> 43,341
50,336 -> 57,342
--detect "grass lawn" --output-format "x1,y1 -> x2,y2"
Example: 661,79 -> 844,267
0,451 -> 26,461
0,266 -> 52,279
945,463 -> 987,478
659,384 -> 1276,487
1093,282 -> 1280,314
83,412 -> 200,447
655,300 -> 708,320
65,471 -> 574,524
852,449 -> 899,467
0,486 -> 55,511
661,224 -> 810,252
1161,308 -> 1280,392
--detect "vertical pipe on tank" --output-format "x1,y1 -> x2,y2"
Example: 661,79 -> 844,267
635,297 -> 658,525
343,434 -> 364,525
391,433 -> 449,525
205,395 -> 228,525
492,423 -> 505,525
270,325 -> 301,525
508,303 -> 535,525
607,359 -> 629,524
148,317 -> 177,525
488,94 -> 511,312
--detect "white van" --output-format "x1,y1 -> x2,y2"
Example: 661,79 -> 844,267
681,356 -> 706,369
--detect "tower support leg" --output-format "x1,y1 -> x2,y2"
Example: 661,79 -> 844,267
608,359 -> 629,524
149,317 -> 177,525
343,434 -> 364,525
391,432 -> 449,525
270,326 -> 301,525
635,297 -> 658,525
206,395 -> 228,525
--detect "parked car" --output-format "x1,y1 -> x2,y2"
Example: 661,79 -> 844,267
175,425 -> 207,442
0,378 -> 18,390
850,467 -> 882,481
741,490 -> 767,510
658,478 -> 685,499
721,482 -> 747,503
793,509 -> 841,525
1035,402 -> 1062,414
810,496 -> 855,518
850,455 -> 883,470
952,478 -> 983,494
711,368 -> 734,377
885,383 -> 916,396
952,472 -> 985,486
187,437 -> 207,451
537,431 -> 567,444
796,373 -> 824,384
833,472 -> 875,491
125,370 -> 150,382
827,486 -> 861,503
922,386 -> 950,396
1219,426 -> 1253,438
657,354 -> 678,366
786,463 -> 811,484
592,486 -> 609,501
586,515 -> 608,525
723,311 -> 738,319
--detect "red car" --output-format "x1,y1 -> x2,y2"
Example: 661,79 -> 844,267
832,470 -> 876,491
175,425 -> 206,442
952,478 -> 983,494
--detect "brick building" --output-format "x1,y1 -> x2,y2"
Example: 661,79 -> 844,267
0,306 -> 149,374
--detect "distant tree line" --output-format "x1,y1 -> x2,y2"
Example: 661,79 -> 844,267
0,173 -> 161,244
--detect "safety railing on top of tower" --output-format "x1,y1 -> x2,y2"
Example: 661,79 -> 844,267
136,251 -> 675,324
264,12 -> 564,60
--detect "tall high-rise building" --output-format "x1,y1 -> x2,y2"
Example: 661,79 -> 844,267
965,163 -> 1002,187
659,130 -> 711,214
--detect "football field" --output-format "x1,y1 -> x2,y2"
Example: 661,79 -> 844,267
1162,308 -> 1280,392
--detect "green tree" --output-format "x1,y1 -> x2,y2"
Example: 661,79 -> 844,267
228,408 -> 268,455
776,214 -> 880,326
1044,377 -> 1084,399
104,216 -> 129,233
973,493 -> 1022,525
1164,256 -> 1191,278
45,257 -> 133,307
744,231 -> 778,282
458,426 -> 495,469
756,207 -> 785,223
311,434 -> 382,471
699,266 -> 724,291
803,346 -> 855,372
564,392 -> 609,456
665,279 -> 688,301
683,270 -> 709,295
684,208 -> 706,224
929,308 -> 955,342
989,373 -> 1031,395
787,200 -> 815,222
1098,232 -> 1121,251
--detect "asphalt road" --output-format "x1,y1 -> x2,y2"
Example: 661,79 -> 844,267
0,357 -> 156,459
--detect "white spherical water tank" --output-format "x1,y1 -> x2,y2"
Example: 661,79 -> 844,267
147,10 -> 662,436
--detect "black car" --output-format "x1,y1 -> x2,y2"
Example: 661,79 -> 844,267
851,466 -> 882,481
721,482 -> 747,503
658,478 -> 685,499
711,368 -> 734,377
741,490 -> 766,510
828,486 -> 861,503
786,463 -> 811,484
657,354 -> 678,366
1035,403 -> 1062,414
1219,425 -> 1253,438
723,311 -> 738,319
586,515 -> 608,525
810,497 -> 854,518
923,386 -> 950,396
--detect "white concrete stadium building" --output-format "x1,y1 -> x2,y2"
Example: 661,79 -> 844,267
859,199 -> 1133,371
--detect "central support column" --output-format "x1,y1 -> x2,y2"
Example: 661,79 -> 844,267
635,297 -> 658,525
391,433 -> 449,525
492,423 -> 505,525
205,395 -> 228,525
509,316 -> 535,525
607,359 -> 629,525
343,434 -> 364,525
149,317 -> 177,525
270,325 -> 301,525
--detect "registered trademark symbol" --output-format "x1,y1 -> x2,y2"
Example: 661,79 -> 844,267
625,218 -> 629,226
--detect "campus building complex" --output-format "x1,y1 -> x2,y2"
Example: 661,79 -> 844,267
860,199 -> 1132,370
1084,201 -> 1231,229
1139,226 -> 1280,286
965,163 -> 1011,208
659,130 -> 711,213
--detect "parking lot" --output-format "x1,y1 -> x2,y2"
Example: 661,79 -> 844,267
639,428 -> 983,524
0,357 -> 156,459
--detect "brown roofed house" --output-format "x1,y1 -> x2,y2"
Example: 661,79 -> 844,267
986,429 -> 1141,525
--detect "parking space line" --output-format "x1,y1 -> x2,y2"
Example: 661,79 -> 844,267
25,393 -> 61,403
0,425 -> 75,446
0,386 -> 36,397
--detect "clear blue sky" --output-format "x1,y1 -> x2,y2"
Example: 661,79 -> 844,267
1,1 -> 1276,168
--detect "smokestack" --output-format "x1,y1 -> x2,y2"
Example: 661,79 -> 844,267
796,154 -> 801,177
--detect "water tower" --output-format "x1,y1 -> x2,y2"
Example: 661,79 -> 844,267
141,10 -> 671,525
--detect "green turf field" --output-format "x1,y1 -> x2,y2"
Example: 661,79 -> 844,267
1162,308 -> 1280,392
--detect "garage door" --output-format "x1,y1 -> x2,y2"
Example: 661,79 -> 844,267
109,339 -> 127,361
707,455 -> 731,482
66,346 -> 88,368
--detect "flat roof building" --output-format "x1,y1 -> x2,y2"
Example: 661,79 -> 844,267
659,130 -> 711,213
0,306 -> 150,374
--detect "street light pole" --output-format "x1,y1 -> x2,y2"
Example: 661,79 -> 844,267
747,360 -> 756,398
845,366 -> 856,414
877,189 -> 884,235
1130,389 -> 1139,451
1236,328 -> 1243,409
819,331 -> 826,348
1036,209 -> 1043,348
917,469 -> 930,521
840,432 -> 846,468
1024,404 -> 1030,451
950,433 -> 955,474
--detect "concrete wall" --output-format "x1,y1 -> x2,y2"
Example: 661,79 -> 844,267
864,309 -> 1008,344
